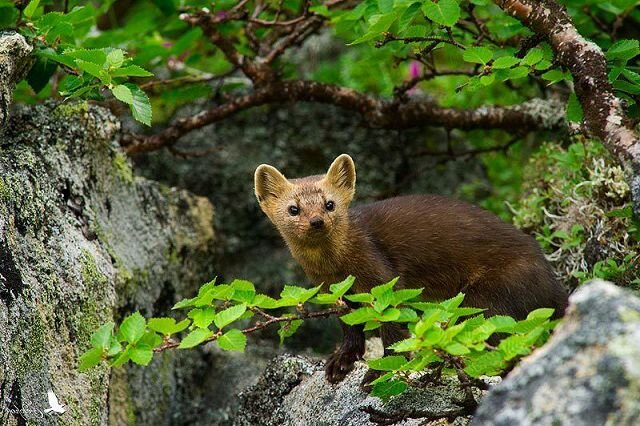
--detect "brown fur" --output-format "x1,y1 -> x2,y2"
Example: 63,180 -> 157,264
255,154 -> 568,385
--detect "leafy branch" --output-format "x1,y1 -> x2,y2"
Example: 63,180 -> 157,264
78,275 -> 558,402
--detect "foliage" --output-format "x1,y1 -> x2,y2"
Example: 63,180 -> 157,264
511,139 -> 640,289
78,275 -> 557,400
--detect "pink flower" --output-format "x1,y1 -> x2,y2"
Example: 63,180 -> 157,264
409,61 -> 421,79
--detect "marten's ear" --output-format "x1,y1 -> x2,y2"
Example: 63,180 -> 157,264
325,154 -> 356,194
254,164 -> 290,203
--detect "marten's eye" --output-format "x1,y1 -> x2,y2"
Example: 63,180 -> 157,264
325,201 -> 335,211
288,206 -> 300,216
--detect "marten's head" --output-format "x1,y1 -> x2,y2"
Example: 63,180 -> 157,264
254,154 -> 356,245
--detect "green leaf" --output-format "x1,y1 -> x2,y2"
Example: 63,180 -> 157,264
541,69 -> 568,84
364,320 -> 382,331
464,351 -> 505,377
231,279 -> 256,303
147,318 -> 191,335
120,312 -> 146,344
106,49 -> 125,68
463,46 -> 492,65
498,335 -> 532,360
64,48 -> 107,65
112,84 -> 134,104
125,84 -> 153,126
91,322 -> 114,349
75,59 -> 107,82
526,308 -> 555,320
329,275 -> 355,297
440,293 -> 465,310
340,307 -> 378,325
521,48 -> 543,66
566,92 -> 583,123
279,285 -> 322,304
107,338 -> 122,357
278,319 -> 303,344
371,278 -> 399,298
251,294 -> 280,309
78,347 -> 104,371
487,315 -> 517,332
26,56 -> 57,93
391,289 -> 422,306
130,347 -> 153,366
345,293 -> 374,303
179,328 -> 213,349
371,379 -> 408,400
189,307 -> 216,329
492,56 -> 519,69
24,0 -> 40,18
445,342 -> 470,355
389,337 -> 420,352
606,39 -> 640,62
421,0 -> 460,27
349,13 -> 396,45
509,66 -> 529,79
368,355 -> 408,371
111,65 -> 154,78
214,303 -> 247,329
217,328 -> 247,351
379,308 -> 401,322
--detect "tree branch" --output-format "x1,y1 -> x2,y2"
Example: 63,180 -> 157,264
493,0 -> 640,217
120,81 -> 566,154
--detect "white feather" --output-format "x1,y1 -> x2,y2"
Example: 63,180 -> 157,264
45,390 -> 66,414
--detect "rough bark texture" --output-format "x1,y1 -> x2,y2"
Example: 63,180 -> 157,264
494,0 -> 640,218
0,31 -> 33,133
473,280 -> 640,425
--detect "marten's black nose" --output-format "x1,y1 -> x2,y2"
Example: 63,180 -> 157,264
309,217 -> 324,229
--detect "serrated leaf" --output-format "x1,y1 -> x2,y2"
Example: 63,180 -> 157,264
421,0 -> 460,27
251,294 -> 280,309
120,312 -> 146,344
526,308 -> 555,320
130,347 -> 153,366
440,293 -> 465,310
111,65 -> 154,78
464,351 -> 505,377
280,285 -> 321,304
179,328 -> 213,349
278,319 -> 303,344
371,278 -> 399,298
364,320 -> 382,331
217,328 -> 247,351
107,338 -> 122,357
541,69 -> 568,84
509,66 -> 529,79
189,307 -> 216,329
340,307 -> 378,325
391,289 -> 422,306
110,347 -> 131,367
329,275 -> 355,297
463,46 -> 492,65
371,379 -> 408,400
379,308 -> 401,322
214,303 -> 247,329
91,322 -> 114,349
78,347 -> 104,371
125,84 -> 152,126
345,293 -> 374,303
64,48 -> 107,65
349,13 -> 396,45
521,48 -> 543,66
231,279 -> 256,304
389,337 -> 419,352
75,59 -> 107,82
492,56 -> 519,69
147,318 -> 190,335
112,84 -> 134,104
106,49 -> 125,68
487,315 -> 517,332
445,342 -> 470,355
606,39 -> 640,62
368,355 -> 408,371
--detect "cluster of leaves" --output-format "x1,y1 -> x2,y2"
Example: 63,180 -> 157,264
511,140 -> 640,289
79,275 -> 557,401
339,279 -> 557,400
2,0 -> 154,124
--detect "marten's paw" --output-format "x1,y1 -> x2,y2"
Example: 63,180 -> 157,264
360,369 -> 384,392
325,348 -> 362,384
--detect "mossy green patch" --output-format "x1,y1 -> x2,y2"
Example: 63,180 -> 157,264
53,101 -> 89,119
113,152 -> 134,185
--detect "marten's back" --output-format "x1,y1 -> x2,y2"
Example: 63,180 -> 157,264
351,195 -> 567,319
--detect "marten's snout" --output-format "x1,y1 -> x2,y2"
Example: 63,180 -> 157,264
309,217 -> 325,229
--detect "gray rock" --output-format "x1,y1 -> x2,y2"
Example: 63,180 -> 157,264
0,101 -> 245,425
0,31 -> 33,132
472,280 -> 640,426
227,354 -> 493,426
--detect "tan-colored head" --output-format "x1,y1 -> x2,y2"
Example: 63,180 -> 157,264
254,154 -> 356,246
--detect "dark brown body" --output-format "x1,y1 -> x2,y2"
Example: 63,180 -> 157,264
254,154 -> 568,386
305,194 -> 567,320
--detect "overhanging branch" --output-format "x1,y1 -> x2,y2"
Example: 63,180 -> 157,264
120,80 -> 565,154
494,0 -> 640,217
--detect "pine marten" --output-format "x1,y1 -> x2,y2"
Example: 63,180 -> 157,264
254,154 -> 568,387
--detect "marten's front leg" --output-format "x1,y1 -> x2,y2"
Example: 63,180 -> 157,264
325,321 -> 365,383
